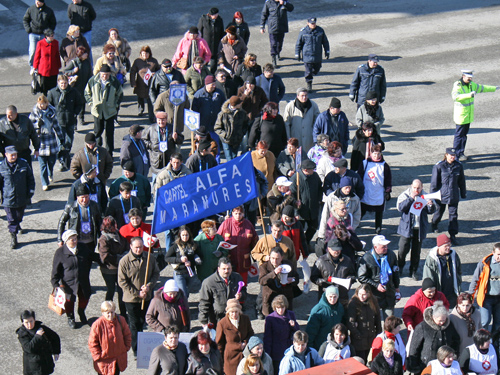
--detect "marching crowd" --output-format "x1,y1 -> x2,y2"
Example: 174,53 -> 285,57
5,0 -> 500,375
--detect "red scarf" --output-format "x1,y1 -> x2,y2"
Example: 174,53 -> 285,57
204,232 -> 215,241
263,112 -> 276,120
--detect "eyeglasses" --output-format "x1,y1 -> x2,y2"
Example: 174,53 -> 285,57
249,59 -> 256,62
107,52 -> 115,56
338,208 -> 347,211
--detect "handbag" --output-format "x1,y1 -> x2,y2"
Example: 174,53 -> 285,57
68,75 -> 78,87
48,288 -> 66,315
177,57 -> 189,70
31,72 -> 41,95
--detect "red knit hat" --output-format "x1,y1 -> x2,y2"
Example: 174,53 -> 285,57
436,234 -> 451,247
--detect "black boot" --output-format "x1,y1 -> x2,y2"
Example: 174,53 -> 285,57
272,55 -> 277,67
78,308 -> 88,325
10,232 -> 18,249
432,223 -> 439,233
67,314 -> 76,329
307,81 -> 313,93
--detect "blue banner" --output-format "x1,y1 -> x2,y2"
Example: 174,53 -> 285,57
151,152 -> 258,234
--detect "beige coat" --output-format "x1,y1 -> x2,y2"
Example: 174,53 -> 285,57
283,99 -> 320,151
118,250 -> 160,303
251,150 -> 276,193
251,234 -> 296,269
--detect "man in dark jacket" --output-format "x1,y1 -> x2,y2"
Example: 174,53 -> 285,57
48,75 -> 84,171
358,234 -> 400,319
199,257 -> 247,327
323,158 -> 364,199
349,54 -> 387,107
215,69 -> 238,99
57,183 -> 102,251
313,98 -> 349,155
67,164 -> 108,215
397,179 -> 436,280
67,0 -> 96,61
0,105 -> 40,168
198,7 -> 225,73
295,17 -> 330,93
260,0 -> 294,67
149,59 -> 185,104
0,146 -> 35,249
120,124 -> 150,177
16,310 -> 61,375
70,132 -> 113,184
142,111 -> 184,183
290,159 -> 323,242
23,0 -> 57,68
109,161 -> 152,216
214,96 -> 247,160
430,147 -> 466,244
255,63 -> 286,104
192,76 -> 225,151
186,139 -> 218,173
311,238 -> 356,306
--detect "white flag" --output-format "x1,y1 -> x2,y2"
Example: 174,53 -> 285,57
410,196 -> 427,216
142,232 -> 158,247
217,241 -> 237,251
143,69 -> 153,85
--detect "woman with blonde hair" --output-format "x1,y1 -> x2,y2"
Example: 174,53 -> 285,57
60,25 -> 90,66
421,345 -> 461,375
129,45 -> 160,122
370,339 -> 404,375
88,301 -> 132,375
194,219 -> 226,281
346,284 -> 382,362
29,94 -> 64,191
216,298 -> 254,375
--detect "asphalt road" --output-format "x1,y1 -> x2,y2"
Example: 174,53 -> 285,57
1,0 -> 500,373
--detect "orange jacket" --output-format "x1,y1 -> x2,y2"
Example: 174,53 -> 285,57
88,315 -> 131,375
471,254 -> 493,307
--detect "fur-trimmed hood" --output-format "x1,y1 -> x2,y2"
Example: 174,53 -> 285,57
423,305 -> 450,330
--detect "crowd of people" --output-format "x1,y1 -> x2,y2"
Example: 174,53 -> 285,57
6,0 -> 500,375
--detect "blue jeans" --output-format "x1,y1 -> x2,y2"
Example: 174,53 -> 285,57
38,154 -> 57,187
28,33 -> 43,67
82,31 -> 93,66
173,270 -> 195,299
222,142 -> 239,161
480,295 -> 500,332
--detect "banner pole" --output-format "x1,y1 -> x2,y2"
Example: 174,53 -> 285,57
257,197 -> 269,253
141,241 -> 153,310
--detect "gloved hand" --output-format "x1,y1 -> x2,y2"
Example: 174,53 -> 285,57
380,97 -> 385,104
384,191 -> 391,201
295,55 -> 301,62
349,95 -> 355,102
395,292 -> 401,302
496,86 -> 500,90
471,91 -> 476,97
325,52 -> 330,59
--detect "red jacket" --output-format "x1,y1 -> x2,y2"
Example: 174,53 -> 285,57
402,288 -> 449,329
281,218 -> 308,260
217,217 -> 258,274
119,222 -> 159,251
33,38 -> 61,77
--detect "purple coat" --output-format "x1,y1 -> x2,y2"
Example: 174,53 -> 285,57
263,310 -> 300,361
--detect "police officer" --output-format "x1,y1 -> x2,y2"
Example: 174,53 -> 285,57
260,0 -> 294,67
451,69 -> 498,161
349,54 -> 387,108
295,17 -> 330,93
430,148 -> 466,245
0,146 -> 36,249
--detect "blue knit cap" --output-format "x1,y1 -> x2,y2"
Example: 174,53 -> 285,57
247,336 -> 263,351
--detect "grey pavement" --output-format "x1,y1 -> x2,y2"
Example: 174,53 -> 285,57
1,0 -> 500,373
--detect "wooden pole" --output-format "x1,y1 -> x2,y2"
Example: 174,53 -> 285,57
141,240 -> 153,310
296,170 -> 300,202
257,197 -> 270,253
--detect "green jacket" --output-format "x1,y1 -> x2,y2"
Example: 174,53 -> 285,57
452,79 -> 496,125
305,292 -> 344,350
193,232 -> 227,282
84,74 -> 123,120
108,174 -> 152,209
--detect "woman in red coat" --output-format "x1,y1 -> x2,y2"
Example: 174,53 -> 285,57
217,205 -> 258,284
88,301 -> 132,375
216,298 -> 254,375
33,28 -> 61,95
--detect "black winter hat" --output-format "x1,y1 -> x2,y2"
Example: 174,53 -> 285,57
282,205 -> 295,218
76,183 -> 91,196
329,97 -> 341,109
422,278 -> 436,291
